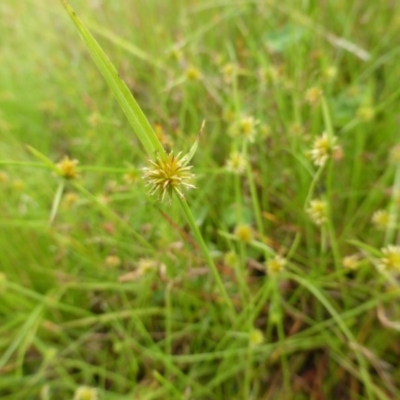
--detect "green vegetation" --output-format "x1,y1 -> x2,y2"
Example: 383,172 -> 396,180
1,1 -> 400,399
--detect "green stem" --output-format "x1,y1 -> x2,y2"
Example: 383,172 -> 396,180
177,195 -> 236,319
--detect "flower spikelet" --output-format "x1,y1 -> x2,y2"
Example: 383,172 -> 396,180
73,386 -> 98,400
307,199 -> 328,226
225,151 -> 246,175
142,151 -> 195,202
371,209 -> 392,231
309,132 -> 339,167
56,156 -> 79,179
234,224 -> 254,243
378,245 -> 400,273
266,256 -> 286,275
229,116 -> 258,142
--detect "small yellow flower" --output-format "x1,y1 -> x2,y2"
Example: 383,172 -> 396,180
0,273 -> 7,293
73,386 -> 98,400
356,106 -> 375,122
142,151 -> 195,202
0,171 -> 9,183
371,210 -> 392,231
323,66 -> 338,81
389,145 -> 400,164
224,251 -> 238,267
221,63 -> 238,84
12,179 -> 25,191
305,87 -> 323,106
259,123 -> 272,139
105,255 -> 121,268
87,112 -> 101,127
137,258 -> 158,275
342,254 -> 361,270
249,328 -> 264,346
185,65 -> 202,81
266,256 -> 286,275
234,224 -> 254,243
229,116 -> 258,142
56,156 -> 79,180
63,192 -> 79,208
306,199 -> 328,226
123,168 -> 139,184
378,245 -> 400,272
225,151 -> 246,175
309,132 -> 339,167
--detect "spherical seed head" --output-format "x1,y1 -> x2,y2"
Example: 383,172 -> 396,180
0,171 -> 9,183
105,255 -> 121,268
305,87 -> 323,106
142,151 -> 195,202
56,156 -> 79,180
342,254 -> 361,270
234,224 -> 254,243
73,386 -> 98,400
229,116 -> 258,142
378,245 -> 400,272
249,328 -> 264,346
185,65 -> 202,80
266,256 -> 286,275
356,106 -> 375,122
225,151 -> 246,175
306,199 -> 328,226
389,145 -> 400,164
309,132 -> 339,167
371,209 -> 391,231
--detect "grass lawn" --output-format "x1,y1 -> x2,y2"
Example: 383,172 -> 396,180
1,1 -> 400,399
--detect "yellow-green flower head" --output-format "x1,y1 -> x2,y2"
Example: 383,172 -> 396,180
306,199 -> 328,226
378,245 -> 400,272
342,254 -> 361,270
389,144 -> 400,164
309,132 -> 339,167
73,386 -> 98,400
266,255 -> 286,275
225,151 -> 246,175
142,151 -> 195,202
356,106 -> 375,122
234,224 -> 254,243
229,116 -> 258,142
221,62 -> 238,84
249,328 -> 264,346
56,156 -> 80,180
371,209 -> 392,231
185,65 -> 202,81
305,86 -> 323,106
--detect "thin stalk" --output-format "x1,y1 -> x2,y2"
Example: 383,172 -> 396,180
177,195 -> 236,319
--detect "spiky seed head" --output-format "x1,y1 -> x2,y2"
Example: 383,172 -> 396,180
229,116 -> 258,142
142,151 -> 195,202
305,86 -> 323,106
309,132 -> 339,167
249,328 -> 264,346
225,151 -> 246,175
56,156 -> 80,180
378,245 -> 400,273
73,386 -> 98,400
342,254 -> 361,270
371,209 -> 392,231
306,199 -> 328,226
234,224 -> 254,243
266,256 -> 286,275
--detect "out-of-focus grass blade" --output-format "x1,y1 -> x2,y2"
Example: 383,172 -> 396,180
84,19 -> 169,72
60,0 -> 165,158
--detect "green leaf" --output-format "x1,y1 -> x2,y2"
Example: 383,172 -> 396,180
265,24 -> 306,52
60,0 -> 165,158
